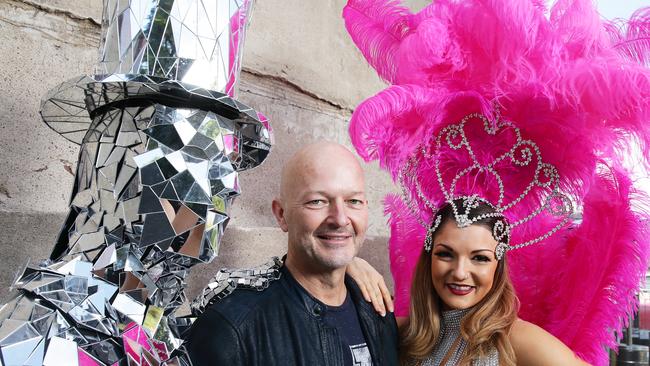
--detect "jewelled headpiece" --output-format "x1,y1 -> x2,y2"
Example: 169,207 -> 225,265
399,110 -> 573,260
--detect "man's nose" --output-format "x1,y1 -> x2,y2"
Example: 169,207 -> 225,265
327,200 -> 351,227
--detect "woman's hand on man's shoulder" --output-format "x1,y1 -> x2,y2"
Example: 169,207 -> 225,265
346,257 -> 394,316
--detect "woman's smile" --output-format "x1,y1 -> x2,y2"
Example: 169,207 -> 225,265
446,283 -> 475,296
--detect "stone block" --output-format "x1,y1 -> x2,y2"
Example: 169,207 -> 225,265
0,1 -> 99,213
243,0 -> 431,110
0,211 -> 63,301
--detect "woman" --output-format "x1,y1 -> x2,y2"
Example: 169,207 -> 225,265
400,200 -> 587,365
343,0 -> 650,365
349,199 -> 589,365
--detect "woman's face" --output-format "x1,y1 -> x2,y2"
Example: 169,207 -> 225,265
430,219 -> 499,310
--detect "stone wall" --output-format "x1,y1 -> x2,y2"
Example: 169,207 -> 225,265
0,0 -> 429,301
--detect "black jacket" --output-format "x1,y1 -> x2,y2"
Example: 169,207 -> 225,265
187,264 -> 399,365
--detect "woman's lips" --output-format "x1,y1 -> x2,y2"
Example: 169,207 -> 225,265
447,284 -> 474,296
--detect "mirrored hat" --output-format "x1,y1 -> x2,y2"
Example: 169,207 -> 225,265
40,0 -> 271,171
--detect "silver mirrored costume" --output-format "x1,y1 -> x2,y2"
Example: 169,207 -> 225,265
0,1 -> 272,365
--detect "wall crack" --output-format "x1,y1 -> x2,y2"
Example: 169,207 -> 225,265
59,159 -> 75,176
16,0 -> 100,27
0,185 -> 11,199
1,0 -> 100,47
243,88 -> 349,117
242,68 -> 353,114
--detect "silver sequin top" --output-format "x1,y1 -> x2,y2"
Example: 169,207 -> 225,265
419,308 -> 500,366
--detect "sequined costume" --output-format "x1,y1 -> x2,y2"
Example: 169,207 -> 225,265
413,309 -> 499,366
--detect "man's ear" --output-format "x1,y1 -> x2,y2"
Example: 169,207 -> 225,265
272,198 -> 289,232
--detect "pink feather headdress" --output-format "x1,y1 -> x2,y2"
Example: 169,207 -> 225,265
343,0 -> 650,364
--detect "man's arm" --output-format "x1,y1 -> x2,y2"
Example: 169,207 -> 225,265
187,308 -> 247,365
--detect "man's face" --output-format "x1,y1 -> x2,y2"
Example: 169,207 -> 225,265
277,151 -> 369,271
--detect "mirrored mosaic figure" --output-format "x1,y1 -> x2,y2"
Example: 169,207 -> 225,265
190,257 -> 282,315
0,1 -> 272,365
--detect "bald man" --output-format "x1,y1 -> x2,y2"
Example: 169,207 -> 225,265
188,142 -> 399,366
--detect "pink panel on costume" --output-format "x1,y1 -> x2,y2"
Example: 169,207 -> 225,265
225,0 -> 252,97
78,347 -> 101,366
223,134 -> 235,155
152,339 -> 169,361
122,322 -> 157,364
257,112 -> 271,132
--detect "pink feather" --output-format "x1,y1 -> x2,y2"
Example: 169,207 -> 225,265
343,0 -> 650,364
342,0 -> 412,83
605,7 -> 650,67
385,194 -> 425,317
511,164 -> 650,365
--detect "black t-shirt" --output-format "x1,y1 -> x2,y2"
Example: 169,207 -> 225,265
322,293 -> 373,366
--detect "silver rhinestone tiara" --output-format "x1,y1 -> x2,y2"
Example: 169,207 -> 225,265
398,108 -> 573,260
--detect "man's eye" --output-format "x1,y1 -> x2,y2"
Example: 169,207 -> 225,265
306,199 -> 327,206
347,199 -> 365,205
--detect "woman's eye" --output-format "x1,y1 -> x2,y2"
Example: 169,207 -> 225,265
473,255 -> 491,263
434,251 -> 453,259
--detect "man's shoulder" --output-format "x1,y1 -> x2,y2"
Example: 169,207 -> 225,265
192,256 -> 284,317
202,274 -> 287,327
188,278 -> 288,365
344,274 -> 399,327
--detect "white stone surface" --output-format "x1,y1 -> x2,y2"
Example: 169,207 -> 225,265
19,0 -> 102,22
244,0 -> 429,110
0,1 -> 98,213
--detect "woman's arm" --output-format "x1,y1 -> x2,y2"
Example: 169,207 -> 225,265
346,257 -> 394,316
510,319 -> 590,366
